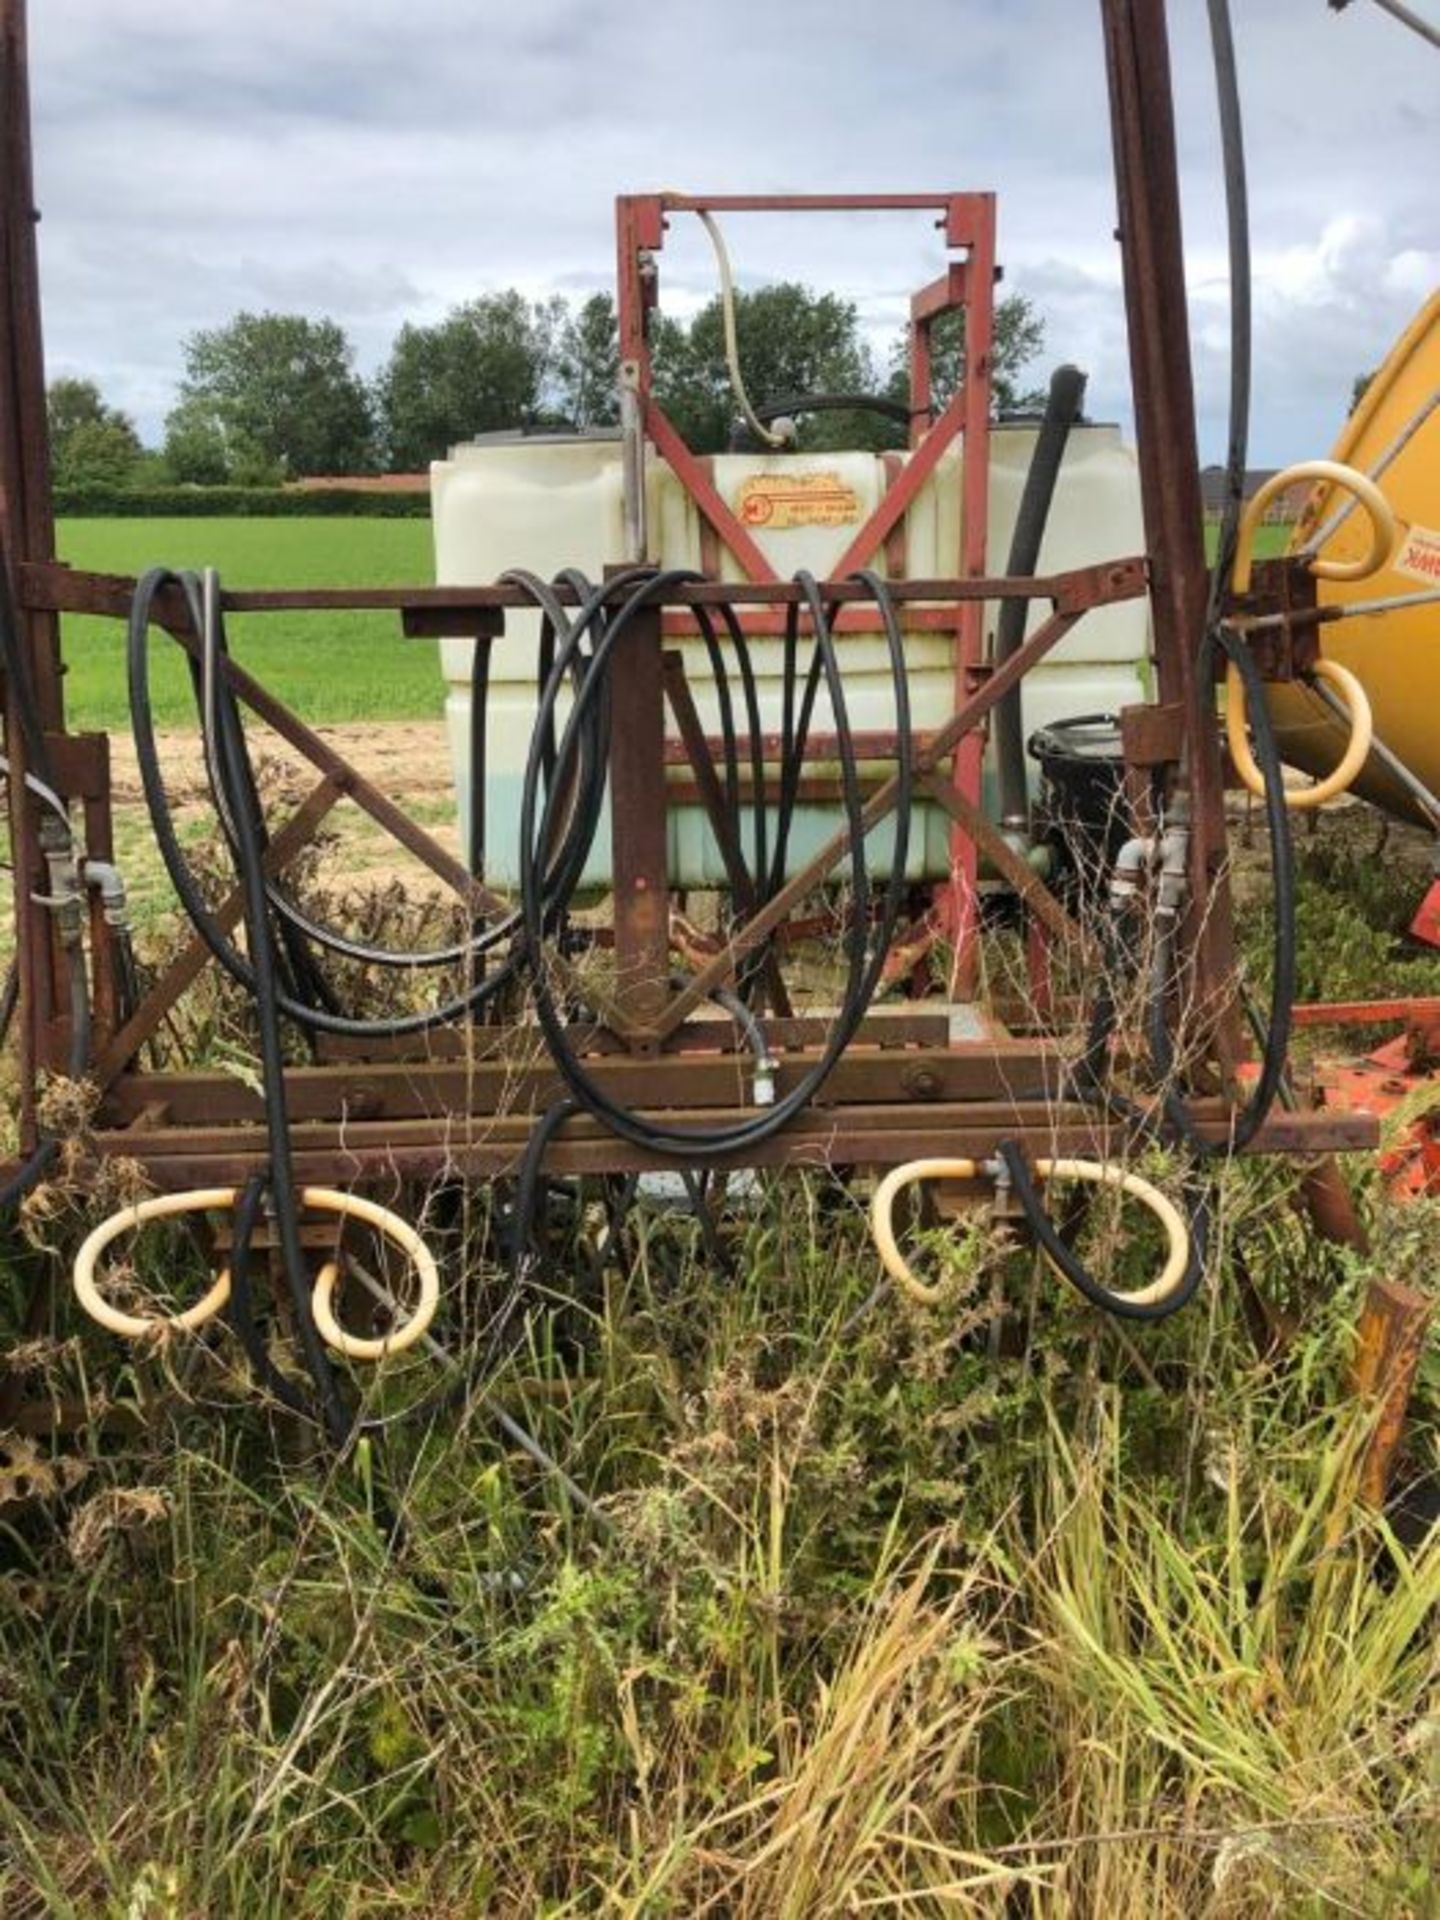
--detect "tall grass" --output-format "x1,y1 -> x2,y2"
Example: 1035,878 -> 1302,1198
4,602 -> 1438,1912
2,1155 -> 1436,1915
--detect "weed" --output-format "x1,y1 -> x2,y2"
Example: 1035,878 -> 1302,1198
0,1153 -> 1435,1914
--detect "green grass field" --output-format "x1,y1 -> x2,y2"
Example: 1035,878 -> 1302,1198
1235,521 -> 1293,560
57,518 -> 443,731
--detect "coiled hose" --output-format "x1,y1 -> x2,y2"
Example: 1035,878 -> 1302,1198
123,564 -> 917,1415
872,1150 -> 1203,1321
128,568 -> 608,1034
512,566 -> 913,1158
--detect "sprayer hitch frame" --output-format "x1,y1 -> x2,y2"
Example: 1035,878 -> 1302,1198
0,0 -> 1380,1217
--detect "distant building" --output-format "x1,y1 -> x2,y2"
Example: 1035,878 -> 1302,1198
1198,466 -> 1311,522
287,473 -> 430,493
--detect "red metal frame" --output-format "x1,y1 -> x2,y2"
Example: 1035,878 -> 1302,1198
615,191 -> 995,985
0,0 -> 1389,1217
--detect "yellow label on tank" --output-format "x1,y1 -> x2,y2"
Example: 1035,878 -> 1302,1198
1393,523 -> 1440,587
734,469 -> 862,530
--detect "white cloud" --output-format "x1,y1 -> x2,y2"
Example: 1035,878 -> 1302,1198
25,0 -> 1440,462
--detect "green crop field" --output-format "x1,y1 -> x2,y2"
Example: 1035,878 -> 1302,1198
56,517 -> 443,731
1230,520 -> 1292,560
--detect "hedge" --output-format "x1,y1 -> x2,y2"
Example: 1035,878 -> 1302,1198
53,485 -> 431,519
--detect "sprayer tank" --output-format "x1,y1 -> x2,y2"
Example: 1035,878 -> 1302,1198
431,425 -> 1152,887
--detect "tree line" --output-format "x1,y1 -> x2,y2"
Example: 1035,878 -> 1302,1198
49,287 -> 1049,491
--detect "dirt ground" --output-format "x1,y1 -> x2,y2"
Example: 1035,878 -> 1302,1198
107,719 -> 456,812
104,720 -> 466,912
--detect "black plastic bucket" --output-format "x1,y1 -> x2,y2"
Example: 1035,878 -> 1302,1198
1027,712 -> 1129,879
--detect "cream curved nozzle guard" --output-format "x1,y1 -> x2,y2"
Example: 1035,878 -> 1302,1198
73,1185 -> 439,1361
869,1156 -> 1190,1311
1225,459 -> 1394,811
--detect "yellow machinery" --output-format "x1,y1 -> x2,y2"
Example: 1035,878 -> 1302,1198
1266,291 -> 1440,823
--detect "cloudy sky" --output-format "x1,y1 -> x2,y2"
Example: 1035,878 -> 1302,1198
27,0 -> 1439,465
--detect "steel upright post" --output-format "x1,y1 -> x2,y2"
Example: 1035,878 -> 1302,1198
0,0 -> 69,1132
1100,0 -> 1242,1068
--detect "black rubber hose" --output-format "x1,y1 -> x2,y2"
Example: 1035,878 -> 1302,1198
1200,0 -> 1295,1154
509,1097 -> 580,1283
1091,0 -> 1287,1160
502,568 -> 622,918
765,595 -> 827,904
188,573 -> 335,1016
689,605 -> 747,884
753,392 -> 912,429
517,568 -> 912,1157
1175,624 -> 1295,1155
225,1173 -> 315,1421
468,629 -> 490,899
1145,912 -> 1181,1088
733,392 -> 912,451
0,748 -> 97,1080
0,832 -> 88,1210
721,601 -> 776,1002
706,982 -> 769,1068
1074,903 -> 1140,1102
504,568 -> 677,902
128,569 -> 531,1035
209,641 -> 352,1445
713,599 -> 770,898
190,573 -> 524,978
194,616 -> 339,1022
1205,0 -> 1251,629
0,1135 -> 58,1213
0,552 -> 93,1208
994,364 -> 1089,828
1090,635 -> 1294,1163
114,927 -> 143,1031
0,957 -> 17,1047
998,1138 -> 1209,1323
64,939 -> 91,1090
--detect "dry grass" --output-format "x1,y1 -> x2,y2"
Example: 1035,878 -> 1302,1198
1,738 -> 1438,1914
0,1148 -> 1436,1915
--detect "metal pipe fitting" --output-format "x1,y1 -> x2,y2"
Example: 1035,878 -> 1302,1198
1108,834 -> 1156,906
36,812 -> 83,947
82,859 -> 130,928
1154,825 -> 1190,918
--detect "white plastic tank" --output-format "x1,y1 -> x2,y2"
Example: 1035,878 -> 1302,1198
431,426 -> 1151,888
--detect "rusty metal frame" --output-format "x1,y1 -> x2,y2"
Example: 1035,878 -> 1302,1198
0,0 -> 1384,1221
1102,0 -> 1243,1071
615,190 -> 995,977
1,556 -> 1378,1190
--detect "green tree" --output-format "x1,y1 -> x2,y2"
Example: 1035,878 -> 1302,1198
643,284 -> 1047,454
1351,369 -> 1376,413
47,377 -> 143,488
887,293 -> 1048,417
377,292 -> 566,469
652,282 -> 882,454
166,312 -> 376,481
556,292 -> 620,430
161,395 -> 234,486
